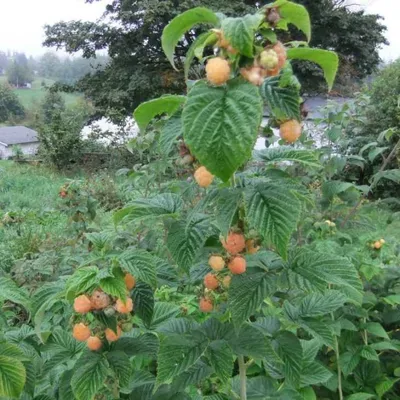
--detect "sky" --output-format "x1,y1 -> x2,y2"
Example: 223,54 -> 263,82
0,0 -> 399,61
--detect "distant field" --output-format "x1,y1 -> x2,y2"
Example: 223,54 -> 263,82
0,76 -> 81,109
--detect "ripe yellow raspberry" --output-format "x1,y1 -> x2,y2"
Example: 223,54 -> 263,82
124,273 -> 136,290
374,241 -> 382,250
199,297 -> 213,313
259,49 -> 279,70
105,326 -> 122,342
72,323 -> 91,342
228,256 -> 247,275
194,166 -> 214,188
240,67 -> 263,86
73,295 -> 92,314
115,298 -> 134,314
208,255 -> 225,271
246,239 -> 260,255
91,290 -> 111,310
87,336 -> 102,351
222,275 -> 232,288
221,231 -> 246,255
204,273 -> 219,290
279,120 -> 302,143
206,57 -> 231,86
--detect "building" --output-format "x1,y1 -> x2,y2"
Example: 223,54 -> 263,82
0,126 -> 39,159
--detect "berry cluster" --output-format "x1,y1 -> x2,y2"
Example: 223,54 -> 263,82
72,273 -> 136,351
371,238 -> 385,250
199,231 -> 260,312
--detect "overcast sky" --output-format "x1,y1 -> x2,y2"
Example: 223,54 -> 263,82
0,0 -> 398,61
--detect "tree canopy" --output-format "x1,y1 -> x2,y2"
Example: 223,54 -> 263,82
0,83 -> 25,123
43,0 -> 387,120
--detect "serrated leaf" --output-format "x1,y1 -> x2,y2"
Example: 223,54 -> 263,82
0,277 -> 30,310
372,169 -> 400,186
150,302 -> 181,330
322,180 -> 355,201
66,266 -> 99,298
346,394 -> 375,400
300,361 -> 332,387
214,188 -> 242,236
244,182 -> 301,258
71,352 -> 108,400
159,114 -> 183,156
171,360 -> 213,392
0,355 -> 26,398
167,214 -> 212,272
183,78 -> 263,181
340,351 -> 361,377
365,323 -> 389,340
114,193 -> 183,224
134,95 -> 186,131
106,351 -> 132,387
370,341 -> 399,352
59,369 -> 74,400
162,7 -> 219,70
254,147 -> 320,167
261,75 -> 301,120
279,2 -> 311,41
121,370 -> 154,398
113,333 -> 159,357
207,341 -> 233,382
131,282 -> 154,328
221,14 -> 263,57
99,271 -> 126,300
228,271 -> 276,327
375,378 -> 399,399
232,375 -> 278,400
119,249 -> 157,287
276,331 -> 303,385
300,319 -> 335,348
360,346 -> 379,361
287,48 -> 339,90
368,147 -> 388,162
299,290 -> 347,318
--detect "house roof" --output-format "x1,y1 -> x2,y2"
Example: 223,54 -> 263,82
0,126 -> 39,146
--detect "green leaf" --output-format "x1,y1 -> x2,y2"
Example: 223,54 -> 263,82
276,331 -> 303,385
183,78 -> 263,181
214,188 -> 243,237
150,302 -> 181,330
326,126 -> 342,142
260,75 -> 301,120
134,95 -> 186,131
106,351 -> 132,387
346,394 -> 375,400
0,277 -> 30,310
185,31 -> 217,80
370,341 -> 399,352
364,322 -> 389,340
66,266 -> 99,298
279,2 -> 311,41
372,169 -> 400,186
131,282 -> 155,328
221,14 -> 263,57
121,370 -> 154,398
159,114 -> 183,156
375,378 -> 399,399
162,7 -> 219,69
360,346 -> 379,362
71,352 -> 108,400
254,147 -> 320,168
156,334 -> 208,386
207,341 -> 233,382
171,360 -> 213,392
119,249 -> 157,287
114,193 -> 183,224
300,361 -> 332,387
322,180 -> 355,201
287,48 -> 339,90
368,147 -> 388,162
113,333 -> 159,357
232,375 -> 278,399
244,182 -> 301,258
299,290 -> 347,318
59,369 -> 74,400
99,270 -> 126,300
167,214 -> 212,272
228,271 -> 276,327
0,355 -> 26,398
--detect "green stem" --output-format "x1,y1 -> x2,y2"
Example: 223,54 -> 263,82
334,335 -> 343,400
238,355 -> 247,400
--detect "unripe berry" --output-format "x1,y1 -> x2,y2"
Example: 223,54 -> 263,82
221,231 -> 246,255
121,322 -> 133,332
222,275 -> 232,288
87,336 -> 102,351
280,120 -> 302,143
246,239 -> 260,255
73,295 -> 92,314
199,297 -> 213,313
124,273 -> 136,290
240,67 -> 263,86
208,255 -> 225,271
206,57 -> 231,86
380,238 -> 385,244
228,256 -> 247,275
115,298 -> 134,314
105,326 -> 122,342
194,166 -> 214,188
272,42 -> 287,69
374,241 -> 382,250
60,191 -> 67,198
259,49 -> 279,70
72,323 -> 91,342
204,273 -> 219,290
91,290 -> 111,310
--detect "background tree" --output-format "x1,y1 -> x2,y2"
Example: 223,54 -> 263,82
6,53 -> 33,87
0,83 -> 25,122
40,90 -> 66,124
0,51 -> 8,74
38,52 -> 61,78
43,0 -> 387,120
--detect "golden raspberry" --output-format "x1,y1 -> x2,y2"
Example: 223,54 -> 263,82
206,57 -> 231,85
194,166 -> 214,188
279,120 -> 302,143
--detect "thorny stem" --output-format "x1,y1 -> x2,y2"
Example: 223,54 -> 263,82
238,355 -> 247,400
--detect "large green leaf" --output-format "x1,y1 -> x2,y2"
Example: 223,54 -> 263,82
159,114 -> 183,156
162,7 -> 219,69
221,14 -> 263,57
232,375 -> 278,400
58,369 -> 74,400
375,378 -> 399,399
121,371 -> 155,399
364,322 -> 389,340
113,333 -> 159,357
287,48 -> 339,90
134,95 -> 186,131
171,360 -> 213,392
276,331 -> 303,385
300,361 -> 332,387
279,2 -> 311,41
131,282 -> 155,328
71,352 -> 108,400
346,394 -> 376,400
0,277 -> 30,310
66,266 -> 99,298
207,341 -> 233,382
0,355 -> 26,398
244,182 -> 301,258
167,214 -> 212,272
183,78 -> 263,181
150,302 -> 181,330
253,147 -> 320,168
99,269 -> 127,300
114,193 -> 183,225
106,351 -> 132,387
298,290 -> 347,318
214,188 -> 243,236
372,169 -> 400,186
260,75 -> 301,120
322,180 -> 355,201
228,271 -> 276,327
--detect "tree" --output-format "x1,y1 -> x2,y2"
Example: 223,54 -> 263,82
40,90 -> 66,124
7,54 -> 33,87
0,83 -> 25,122
43,0 -> 387,120
38,52 -> 61,78
0,51 -> 8,74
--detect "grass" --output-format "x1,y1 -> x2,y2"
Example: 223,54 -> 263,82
0,76 -> 81,109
